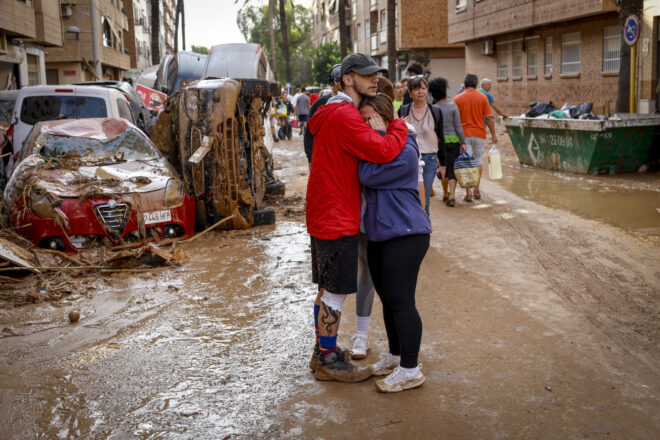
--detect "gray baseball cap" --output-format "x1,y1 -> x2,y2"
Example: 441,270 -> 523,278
329,63 -> 342,83
340,53 -> 388,77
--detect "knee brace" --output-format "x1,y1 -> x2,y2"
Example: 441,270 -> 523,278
321,290 -> 348,312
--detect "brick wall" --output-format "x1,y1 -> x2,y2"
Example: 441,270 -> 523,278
400,0 -> 462,49
638,1 -> 659,105
463,14 -> 620,115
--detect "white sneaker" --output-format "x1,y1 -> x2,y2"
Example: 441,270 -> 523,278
375,365 -> 425,393
351,333 -> 369,360
369,352 -> 400,376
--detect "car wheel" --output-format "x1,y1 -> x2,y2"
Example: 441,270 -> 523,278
239,79 -> 280,99
252,206 -> 276,226
266,180 -> 285,196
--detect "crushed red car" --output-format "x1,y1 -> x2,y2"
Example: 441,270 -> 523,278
3,118 -> 195,253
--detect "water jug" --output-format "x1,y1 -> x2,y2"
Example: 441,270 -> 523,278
488,144 -> 503,180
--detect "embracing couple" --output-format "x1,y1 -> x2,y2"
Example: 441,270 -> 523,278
306,54 -> 431,393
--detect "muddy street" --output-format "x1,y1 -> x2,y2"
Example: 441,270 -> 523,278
1,130 -> 659,439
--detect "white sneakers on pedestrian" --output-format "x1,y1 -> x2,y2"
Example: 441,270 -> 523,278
375,365 -> 425,393
369,352 -> 401,376
351,333 -> 369,360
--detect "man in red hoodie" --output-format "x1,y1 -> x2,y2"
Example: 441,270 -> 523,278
307,53 -> 409,382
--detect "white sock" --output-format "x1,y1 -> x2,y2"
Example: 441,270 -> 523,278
356,316 -> 370,335
399,365 -> 421,377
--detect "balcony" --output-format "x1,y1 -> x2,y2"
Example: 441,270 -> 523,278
353,42 -> 358,53
370,0 -> 378,11
380,29 -> 386,44
370,33 -> 378,53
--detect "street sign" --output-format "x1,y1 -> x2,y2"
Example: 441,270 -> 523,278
624,14 -> 640,47
135,84 -> 167,112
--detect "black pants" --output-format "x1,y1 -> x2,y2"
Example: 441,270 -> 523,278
367,234 -> 430,368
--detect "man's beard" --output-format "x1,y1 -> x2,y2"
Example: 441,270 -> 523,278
355,80 -> 376,98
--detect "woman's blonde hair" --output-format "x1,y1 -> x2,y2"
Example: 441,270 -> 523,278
359,93 -> 394,123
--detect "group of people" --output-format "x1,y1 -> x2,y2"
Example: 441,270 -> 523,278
302,53 -> 501,393
270,87 -> 319,143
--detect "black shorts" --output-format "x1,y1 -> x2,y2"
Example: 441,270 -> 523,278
298,114 -> 309,122
310,234 -> 358,294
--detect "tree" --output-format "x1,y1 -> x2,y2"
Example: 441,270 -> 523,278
279,0 -> 292,84
268,0 -> 278,79
191,45 -> 209,55
237,1 -> 313,86
614,0 -> 643,112
312,42 -> 342,85
338,0 -> 348,58
387,0 -> 396,82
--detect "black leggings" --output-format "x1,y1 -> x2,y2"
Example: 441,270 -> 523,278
367,234 -> 430,368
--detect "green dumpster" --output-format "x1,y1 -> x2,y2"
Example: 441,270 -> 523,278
502,115 -> 660,174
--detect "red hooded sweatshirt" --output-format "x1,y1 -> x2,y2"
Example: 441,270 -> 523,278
306,96 -> 408,240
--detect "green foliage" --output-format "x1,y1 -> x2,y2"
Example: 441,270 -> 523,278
191,45 -> 209,55
311,42 -> 342,85
237,1 -> 313,86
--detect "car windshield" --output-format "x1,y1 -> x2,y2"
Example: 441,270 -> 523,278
37,128 -> 159,162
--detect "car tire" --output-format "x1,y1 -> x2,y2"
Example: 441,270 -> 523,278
252,206 -> 276,226
239,79 -> 280,99
266,180 -> 285,196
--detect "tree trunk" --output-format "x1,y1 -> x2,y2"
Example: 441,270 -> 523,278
151,1 -> 160,64
279,0 -> 291,85
268,0 -> 278,79
615,0 -> 643,113
174,0 -> 180,52
387,0 -> 396,82
338,0 -> 348,58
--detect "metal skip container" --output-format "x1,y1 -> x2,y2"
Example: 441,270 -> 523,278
501,115 -> 660,174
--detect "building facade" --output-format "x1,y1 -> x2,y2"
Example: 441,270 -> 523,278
638,0 -> 660,113
311,1 -> 464,83
46,0 -> 131,84
0,0 -> 63,89
448,0 -> 622,114
123,0 -> 152,75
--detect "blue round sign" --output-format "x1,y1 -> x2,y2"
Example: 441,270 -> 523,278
624,14 -> 640,47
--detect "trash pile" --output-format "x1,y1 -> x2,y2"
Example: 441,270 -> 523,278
523,101 -> 607,120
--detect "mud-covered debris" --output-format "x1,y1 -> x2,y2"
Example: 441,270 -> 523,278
106,243 -> 187,268
0,237 -> 38,273
68,310 -> 80,323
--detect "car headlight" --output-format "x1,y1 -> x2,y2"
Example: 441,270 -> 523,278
30,193 -> 55,218
163,178 -> 184,207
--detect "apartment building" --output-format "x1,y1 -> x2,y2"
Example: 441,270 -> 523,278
448,0 -> 622,114
46,0 -> 130,83
123,0 -> 152,73
638,0 -> 660,113
0,0 -> 63,89
311,1 -> 464,83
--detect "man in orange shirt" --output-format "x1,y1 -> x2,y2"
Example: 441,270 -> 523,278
453,73 -> 498,201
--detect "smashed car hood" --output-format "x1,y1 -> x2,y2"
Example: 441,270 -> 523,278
10,155 -> 173,198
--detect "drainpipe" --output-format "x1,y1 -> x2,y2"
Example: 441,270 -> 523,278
90,0 -> 102,80
629,42 -> 636,113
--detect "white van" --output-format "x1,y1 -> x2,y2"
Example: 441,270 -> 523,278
8,85 -> 135,176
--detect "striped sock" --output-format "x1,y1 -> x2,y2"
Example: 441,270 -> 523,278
319,335 -> 337,356
314,304 -> 320,346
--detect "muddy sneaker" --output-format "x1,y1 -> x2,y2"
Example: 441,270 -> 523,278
351,333 -> 369,360
369,352 -> 401,376
313,351 -> 372,382
375,365 -> 425,393
309,346 -> 349,371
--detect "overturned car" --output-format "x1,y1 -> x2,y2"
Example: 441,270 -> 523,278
4,118 -> 195,252
150,77 -> 283,229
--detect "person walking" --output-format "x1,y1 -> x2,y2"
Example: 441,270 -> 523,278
401,61 -> 424,106
478,78 -> 509,119
429,77 -> 465,207
306,53 -> 409,383
358,93 -> 432,392
296,91 -> 310,135
453,73 -> 497,201
275,90 -> 293,140
398,76 -> 446,215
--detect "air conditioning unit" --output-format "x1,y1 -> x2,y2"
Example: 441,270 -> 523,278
61,4 -> 73,17
482,39 -> 494,56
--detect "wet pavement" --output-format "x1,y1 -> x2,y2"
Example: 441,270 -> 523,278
1,130 -> 659,439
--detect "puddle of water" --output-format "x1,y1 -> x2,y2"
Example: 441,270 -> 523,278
497,164 -> 660,237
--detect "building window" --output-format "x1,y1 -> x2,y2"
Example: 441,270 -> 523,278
456,0 -> 467,11
527,39 -> 538,76
27,54 -> 40,85
561,31 -> 580,74
603,25 -> 621,72
365,19 -> 370,41
103,17 -> 113,48
357,23 -> 362,41
545,36 -> 552,75
512,41 -> 523,77
497,43 -> 509,79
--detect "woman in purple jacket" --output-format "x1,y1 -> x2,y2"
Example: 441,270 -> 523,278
359,93 -> 432,393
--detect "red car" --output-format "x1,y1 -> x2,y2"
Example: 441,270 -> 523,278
4,118 -> 195,253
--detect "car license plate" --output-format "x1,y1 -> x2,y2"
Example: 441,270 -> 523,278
142,210 -> 172,225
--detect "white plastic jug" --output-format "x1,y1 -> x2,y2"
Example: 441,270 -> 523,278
488,144 -> 503,180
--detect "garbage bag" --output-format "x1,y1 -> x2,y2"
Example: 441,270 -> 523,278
525,101 -> 555,118
454,151 -> 480,188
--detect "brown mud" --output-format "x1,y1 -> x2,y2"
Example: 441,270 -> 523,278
0,129 -> 658,439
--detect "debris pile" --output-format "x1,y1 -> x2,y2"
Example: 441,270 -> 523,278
523,101 -> 607,120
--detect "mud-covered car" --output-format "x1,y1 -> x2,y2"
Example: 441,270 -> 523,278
4,118 -> 195,252
151,77 -> 283,229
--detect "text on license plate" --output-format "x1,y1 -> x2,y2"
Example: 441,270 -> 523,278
142,210 -> 172,225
